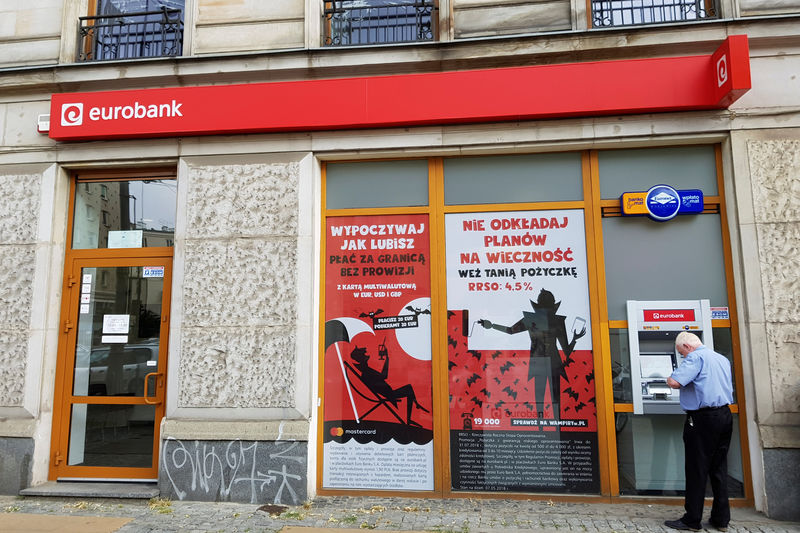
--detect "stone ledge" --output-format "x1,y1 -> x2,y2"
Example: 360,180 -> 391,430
759,423 -> 800,448
161,418 -> 309,441
20,481 -> 159,499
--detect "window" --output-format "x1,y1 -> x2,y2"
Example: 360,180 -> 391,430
78,0 -> 184,61
591,0 -> 718,28
323,0 -> 437,46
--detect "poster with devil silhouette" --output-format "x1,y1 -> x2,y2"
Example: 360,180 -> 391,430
322,214 -> 433,490
445,209 -> 600,493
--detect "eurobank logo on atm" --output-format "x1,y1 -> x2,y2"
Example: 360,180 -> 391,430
621,184 -> 704,222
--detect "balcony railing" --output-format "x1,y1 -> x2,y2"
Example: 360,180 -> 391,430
77,7 -> 183,62
324,0 -> 437,46
592,0 -> 718,27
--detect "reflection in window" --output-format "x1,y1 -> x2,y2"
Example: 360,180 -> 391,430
78,0 -> 184,61
72,179 -> 177,249
324,0 -> 437,46
592,0 -> 718,27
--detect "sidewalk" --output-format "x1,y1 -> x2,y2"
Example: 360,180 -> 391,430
1,494 -> 798,533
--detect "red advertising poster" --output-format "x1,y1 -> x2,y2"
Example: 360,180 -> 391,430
322,214 -> 433,490
445,210 -> 599,493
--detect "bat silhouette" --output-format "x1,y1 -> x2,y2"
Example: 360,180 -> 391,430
500,361 -> 514,374
565,406 -> 573,413
513,378 -> 520,385
405,305 -> 431,316
482,362 -> 489,370
495,400 -> 506,409
467,373 -> 481,387
563,353 -> 576,368
448,360 -> 457,370
447,336 -> 458,349
586,372 -> 595,384
523,402 -> 534,410
359,309 -> 384,318
588,397 -> 596,405
468,350 -> 482,361
502,386 -> 518,400
493,377 -> 502,385
505,409 -> 512,416
470,396 -> 483,407
447,310 -> 456,319
480,388 -> 491,398
575,401 -> 587,412
491,350 -> 502,360
564,387 -> 580,401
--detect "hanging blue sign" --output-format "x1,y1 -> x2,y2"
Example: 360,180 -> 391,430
621,185 -> 704,222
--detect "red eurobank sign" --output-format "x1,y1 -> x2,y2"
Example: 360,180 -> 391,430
49,35 -> 750,142
644,309 -> 696,322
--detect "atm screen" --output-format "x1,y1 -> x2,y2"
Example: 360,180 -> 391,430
640,354 -> 674,379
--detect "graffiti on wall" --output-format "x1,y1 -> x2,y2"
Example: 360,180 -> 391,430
160,439 -> 307,504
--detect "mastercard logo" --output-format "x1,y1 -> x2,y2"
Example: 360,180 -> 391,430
330,427 -> 344,437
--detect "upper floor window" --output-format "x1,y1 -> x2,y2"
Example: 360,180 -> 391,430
323,0 -> 437,46
77,0 -> 185,62
591,0 -> 718,27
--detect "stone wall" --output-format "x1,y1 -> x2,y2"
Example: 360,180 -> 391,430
745,138 -> 800,521
177,159 -> 301,409
0,172 -> 40,409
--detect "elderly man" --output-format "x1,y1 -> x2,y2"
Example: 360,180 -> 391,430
664,331 -> 734,532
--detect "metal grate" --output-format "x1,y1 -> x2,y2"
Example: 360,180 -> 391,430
323,0 -> 437,46
592,0 -> 718,27
77,7 -> 183,61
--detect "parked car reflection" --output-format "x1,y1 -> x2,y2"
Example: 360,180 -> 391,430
88,342 -> 159,396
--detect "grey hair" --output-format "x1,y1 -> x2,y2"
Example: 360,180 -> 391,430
675,331 -> 702,349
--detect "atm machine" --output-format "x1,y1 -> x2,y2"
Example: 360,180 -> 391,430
618,299 -> 713,492
627,299 -> 713,415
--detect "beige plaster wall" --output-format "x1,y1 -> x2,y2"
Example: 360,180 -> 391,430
452,0 -> 571,38
192,0 -> 305,55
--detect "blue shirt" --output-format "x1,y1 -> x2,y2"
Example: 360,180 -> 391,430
670,345 -> 733,411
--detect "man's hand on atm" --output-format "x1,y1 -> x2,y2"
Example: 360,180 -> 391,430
666,376 -> 681,389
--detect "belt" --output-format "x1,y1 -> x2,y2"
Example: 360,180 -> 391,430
688,405 -> 728,413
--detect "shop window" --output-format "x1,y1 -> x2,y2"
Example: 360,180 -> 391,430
323,0 -> 437,46
444,153 -> 583,205
72,177 -> 177,249
326,159 -> 429,208
77,0 -> 184,62
591,0 -> 719,28
602,215 -> 728,320
615,413 -> 745,497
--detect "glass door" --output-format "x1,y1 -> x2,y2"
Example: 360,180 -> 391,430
51,257 -> 171,479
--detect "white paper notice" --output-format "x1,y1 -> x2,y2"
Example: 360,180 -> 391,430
108,230 -> 143,248
81,294 -> 90,303
102,314 -> 130,334
80,304 -> 90,314
102,335 -> 128,344
143,266 -> 164,278
82,274 -> 92,283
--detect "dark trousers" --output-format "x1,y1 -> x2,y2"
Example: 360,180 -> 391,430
681,405 -> 733,528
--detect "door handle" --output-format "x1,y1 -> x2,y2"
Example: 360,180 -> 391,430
144,372 -> 164,405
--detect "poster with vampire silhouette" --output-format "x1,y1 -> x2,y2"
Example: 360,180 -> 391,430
323,214 -> 433,490
445,210 -> 599,493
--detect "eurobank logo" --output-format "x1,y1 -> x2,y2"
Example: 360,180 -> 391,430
59,100 -> 183,127
61,103 -> 83,126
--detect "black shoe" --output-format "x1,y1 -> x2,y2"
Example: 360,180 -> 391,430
708,520 -> 729,532
664,519 -> 701,531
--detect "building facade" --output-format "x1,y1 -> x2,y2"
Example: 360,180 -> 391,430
0,0 -> 798,521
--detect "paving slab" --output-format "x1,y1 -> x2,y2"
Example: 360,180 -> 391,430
2,513 -> 132,533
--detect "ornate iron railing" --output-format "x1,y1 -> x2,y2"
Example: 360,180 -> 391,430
323,0 -> 437,46
592,0 -> 718,27
77,7 -> 183,61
